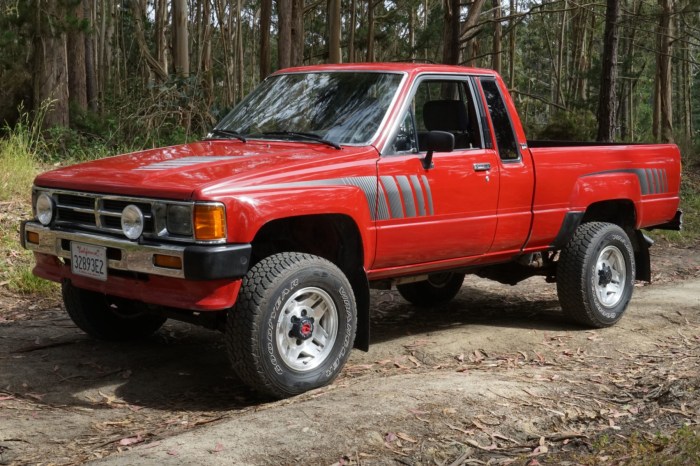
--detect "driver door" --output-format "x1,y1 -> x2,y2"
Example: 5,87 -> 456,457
373,76 -> 500,269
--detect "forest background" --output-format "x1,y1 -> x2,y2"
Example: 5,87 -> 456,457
1,0 -> 699,294
0,0 -> 699,155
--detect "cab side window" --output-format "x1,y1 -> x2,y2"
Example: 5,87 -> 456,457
388,79 -> 482,154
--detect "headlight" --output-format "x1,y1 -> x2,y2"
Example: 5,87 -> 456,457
121,204 -> 144,240
36,192 -> 54,226
194,204 -> 226,241
166,204 -> 193,236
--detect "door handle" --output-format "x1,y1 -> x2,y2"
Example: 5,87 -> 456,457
473,162 -> 491,172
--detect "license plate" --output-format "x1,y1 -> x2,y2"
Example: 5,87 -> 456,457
70,242 -> 108,281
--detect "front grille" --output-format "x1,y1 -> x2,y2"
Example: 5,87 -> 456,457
52,191 -> 156,238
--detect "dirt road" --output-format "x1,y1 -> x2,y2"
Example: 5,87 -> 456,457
1,244 -> 699,465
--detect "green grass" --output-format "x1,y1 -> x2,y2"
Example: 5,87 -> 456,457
0,106 -> 55,296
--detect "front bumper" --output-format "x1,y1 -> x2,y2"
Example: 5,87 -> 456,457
21,221 -> 251,280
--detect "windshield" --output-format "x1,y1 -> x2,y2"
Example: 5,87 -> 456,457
214,72 -> 403,145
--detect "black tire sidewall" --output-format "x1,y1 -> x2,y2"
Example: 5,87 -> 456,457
584,228 -> 635,326
256,264 -> 356,395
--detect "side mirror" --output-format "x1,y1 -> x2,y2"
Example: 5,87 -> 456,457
422,131 -> 454,169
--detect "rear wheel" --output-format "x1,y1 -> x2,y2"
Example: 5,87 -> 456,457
226,252 -> 357,399
397,272 -> 465,308
556,222 -> 635,327
62,282 -> 166,340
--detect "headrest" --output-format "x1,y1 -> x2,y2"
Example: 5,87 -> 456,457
423,100 -> 469,132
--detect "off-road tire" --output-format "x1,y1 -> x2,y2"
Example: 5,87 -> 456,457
557,222 -> 635,327
62,282 -> 166,340
397,272 -> 465,308
226,252 -> 357,399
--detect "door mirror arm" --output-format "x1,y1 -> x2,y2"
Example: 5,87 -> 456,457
421,131 -> 454,170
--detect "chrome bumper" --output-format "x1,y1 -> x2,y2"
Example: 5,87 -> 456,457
22,222 -> 188,278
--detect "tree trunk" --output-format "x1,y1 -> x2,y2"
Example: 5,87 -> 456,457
442,0 -> 460,65
597,0 -> 620,142
33,0 -> 70,129
84,1 -> 98,112
508,0 -> 516,87
291,0 -> 304,66
349,0 -> 356,62
67,0 -> 88,111
155,0 -> 168,72
260,0 -> 272,78
236,0 -> 244,101
130,0 -> 167,82
555,0 -> 566,106
201,0 -> 213,105
653,0 -> 674,143
459,0 -> 487,65
366,0 -> 375,61
409,6 -> 416,61
327,0 -> 342,63
491,0 -> 502,73
278,0 -> 292,68
173,0 -> 189,78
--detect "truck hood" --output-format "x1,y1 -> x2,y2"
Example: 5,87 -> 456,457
35,140 -> 379,200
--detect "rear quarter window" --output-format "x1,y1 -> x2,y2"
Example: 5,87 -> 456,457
480,79 -> 519,161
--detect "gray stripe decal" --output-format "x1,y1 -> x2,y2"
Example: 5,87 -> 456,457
376,182 -> 390,220
410,175 -> 426,216
654,168 -> 661,194
217,175 -> 440,221
396,176 -> 416,217
582,168 -> 670,196
341,176 -> 379,221
421,175 -> 434,215
662,169 -> 668,193
636,169 -> 649,195
380,176 -> 404,219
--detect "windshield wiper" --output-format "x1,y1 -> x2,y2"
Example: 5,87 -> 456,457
259,131 -> 341,150
207,128 -> 247,143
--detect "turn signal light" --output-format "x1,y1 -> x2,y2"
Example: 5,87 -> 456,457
194,204 -> 226,241
26,231 -> 40,244
154,254 -> 183,270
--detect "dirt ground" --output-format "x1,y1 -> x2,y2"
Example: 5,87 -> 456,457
1,241 -> 699,465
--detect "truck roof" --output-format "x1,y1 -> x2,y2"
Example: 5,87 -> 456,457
272,62 -> 499,77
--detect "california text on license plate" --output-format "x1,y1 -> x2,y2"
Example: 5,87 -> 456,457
70,242 -> 108,281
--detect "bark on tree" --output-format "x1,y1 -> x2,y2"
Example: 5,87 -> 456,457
349,0 -> 356,62
278,0 -> 292,68
327,0 -> 342,63
155,0 -> 168,72
130,1 -> 167,82
291,0 -> 304,66
492,0 -> 502,73
173,0 -> 189,78
67,0 -> 87,111
33,0 -> 70,128
508,0 -> 516,86
653,0 -> 674,143
260,0 -> 271,78
459,0 -> 487,65
84,0 -> 98,112
442,0 -> 460,65
597,0 -> 620,142
366,0 -> 375,61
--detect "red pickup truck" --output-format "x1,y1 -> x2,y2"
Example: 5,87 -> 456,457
21,63 -> 682,398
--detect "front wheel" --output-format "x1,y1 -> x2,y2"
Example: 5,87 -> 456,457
397,272 -> 465,308
556,222 -> 635,327
226,252 -> 357,399
62,282 -> 166,340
